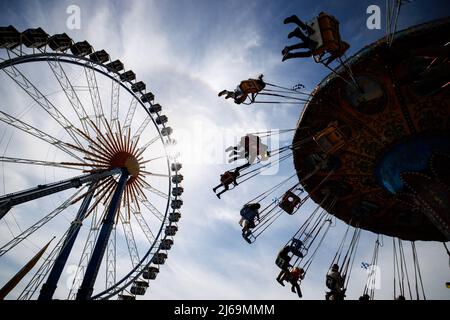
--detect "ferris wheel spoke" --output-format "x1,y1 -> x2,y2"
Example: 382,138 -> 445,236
119,211 -> 141,269
64,142 -> 111,164
116,122 -> 126,151
128,184 -> 141,212
0,156 -> 85,170
136,194 -> 165,222
135,135 -> 161,157
18,230 -> 70,300
47,59 -> 91,135
122,97 -> 139,136
140,171 -> 169,178
104,119 -> 122,154
138,156 -> 168,167
0,187 -> 86,257
105,225 -> 116,290
2,66 -> 86,149
123,184 -> 132,221
68,176 -> 112,209
131,116 -> 151,145
137,178 -> 168,200
0,110 -> 86,163
84,65 -> 106,129
110,79 -> 120,133
73,125 -> 113,161
84,179 -> 116,220
131,207 -> 156,244
90,118 -> 120,156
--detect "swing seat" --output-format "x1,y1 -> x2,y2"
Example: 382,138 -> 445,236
242,230 -> 256,244
289,239 -> 307,258
275,256 -> 290,269
279,191 -> 301,214
325,291 -> 345,300
234,94 -> 248,104
314,41 -> 350,64
317,14 -> 341,51
313,124 -> 345,154
240,79 -> 265,94
308,14 -> 345,63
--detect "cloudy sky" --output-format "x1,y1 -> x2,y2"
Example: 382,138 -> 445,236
0,0 -> 449,300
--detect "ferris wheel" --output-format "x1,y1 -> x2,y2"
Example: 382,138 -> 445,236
0,26 -> 183,300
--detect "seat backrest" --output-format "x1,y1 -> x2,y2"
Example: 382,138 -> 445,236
317,14 -> 341,52
275,256 -> 288,269
240,80 -> 265,94
279,191 -> 301,214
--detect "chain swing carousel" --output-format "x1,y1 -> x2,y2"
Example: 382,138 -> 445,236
214,9 -> 450,300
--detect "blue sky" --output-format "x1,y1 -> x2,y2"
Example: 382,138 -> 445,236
0,0 -> 449,300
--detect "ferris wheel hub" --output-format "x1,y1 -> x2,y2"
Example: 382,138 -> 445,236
109,151 -> 140,179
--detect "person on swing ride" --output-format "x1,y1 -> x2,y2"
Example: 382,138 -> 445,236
282,14 -> 318,61
289,267 -> 305,298
325,263 -> 346,300
276,245 -> 292,286
218,74 -> 266,105
359,293 -> 370,301
282,12 -> 348,64
225,134 -> 270,164
239,202 -> 261,242
212,162 -> 251,199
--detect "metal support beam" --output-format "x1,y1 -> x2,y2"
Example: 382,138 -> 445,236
76,169 -> 128,300
0,168 -> 121,220
37,183 -> 97,300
